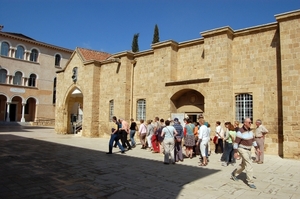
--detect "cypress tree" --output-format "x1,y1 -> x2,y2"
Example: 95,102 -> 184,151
131,33 -> 139,52
152,24 -> 160,44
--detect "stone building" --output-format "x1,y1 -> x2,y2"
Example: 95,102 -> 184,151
0,27 -> 72,124
55,10 -> 300,159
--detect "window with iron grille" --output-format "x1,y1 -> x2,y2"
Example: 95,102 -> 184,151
235,93 -> 253,123
137,99 -> 146,121
109,100 -> 114,121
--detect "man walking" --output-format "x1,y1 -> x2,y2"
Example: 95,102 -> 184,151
253,119 -> 268,164
231,118 -> 261,189
107,116 -> 125,154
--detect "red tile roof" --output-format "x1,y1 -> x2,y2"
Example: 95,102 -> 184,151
77,47 -> 111,62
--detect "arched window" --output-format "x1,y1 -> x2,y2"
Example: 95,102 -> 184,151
109,100 -> 114,121
55,54 -> 61,66
137,99 -> 146,121
235,93 -> 253,123
30,49 -> 38,62
1,42 -> 9,56
28,74 -> 37,87
13,71 -> 23,85
15,45 -> 24,59
52,77 -> 56,104
0,69 -> 7,83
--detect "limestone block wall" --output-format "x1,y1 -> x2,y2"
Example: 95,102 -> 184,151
199,29 -> 234,124
276,11 -> 300,159
232,26 -> 280,155
55,53 -> 83,134
97,56 -> 134,137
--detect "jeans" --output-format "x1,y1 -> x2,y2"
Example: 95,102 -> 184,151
109,133 -> 124,153
130,130 -> 136,146
224,142 -> 234,163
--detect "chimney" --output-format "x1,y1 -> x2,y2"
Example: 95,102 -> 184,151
0,25 -> 3,31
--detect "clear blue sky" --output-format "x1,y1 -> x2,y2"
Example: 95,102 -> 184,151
1,0 -> 300,54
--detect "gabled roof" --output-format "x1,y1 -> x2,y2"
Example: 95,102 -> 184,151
77,47 -> 111,62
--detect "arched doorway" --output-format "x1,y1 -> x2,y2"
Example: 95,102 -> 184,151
170,89 -> 205,122
25,98 -> 36,122
0,94 -> 8,121
10,96 -> 23,122
65,88 -> 83,134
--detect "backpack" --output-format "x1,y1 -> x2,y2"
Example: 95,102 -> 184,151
156,125 -> 164,142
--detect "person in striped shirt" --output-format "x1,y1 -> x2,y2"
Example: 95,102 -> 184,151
231,118 -> 261,189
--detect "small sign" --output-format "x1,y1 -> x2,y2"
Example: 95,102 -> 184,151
10,88 -> 25,93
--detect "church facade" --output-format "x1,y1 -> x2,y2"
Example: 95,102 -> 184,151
55,10 -> 300,159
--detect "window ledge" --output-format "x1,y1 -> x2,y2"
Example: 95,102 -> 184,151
0,83 -> 38,90
0,55 -> 40,65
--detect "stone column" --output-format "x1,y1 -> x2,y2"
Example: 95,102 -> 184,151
6,102 -> 10,122
21,103 -> 25,122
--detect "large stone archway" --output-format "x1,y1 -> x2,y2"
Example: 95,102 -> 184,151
170,89 -> 205,122
65,88 -> 83,134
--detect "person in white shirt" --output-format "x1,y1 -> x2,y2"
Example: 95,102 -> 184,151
139,120 -> 147,149
197,118 -> 210,166
215,121 -> 224,154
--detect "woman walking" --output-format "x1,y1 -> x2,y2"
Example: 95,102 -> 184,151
184,119 -> 195,158
161,120 -> 178,164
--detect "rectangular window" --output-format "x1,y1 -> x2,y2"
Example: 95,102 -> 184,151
109,100 -> 114,121
137,99 -> 146,121
235,93 -> 253,123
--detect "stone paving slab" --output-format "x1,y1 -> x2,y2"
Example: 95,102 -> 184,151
0,125 -> 299,199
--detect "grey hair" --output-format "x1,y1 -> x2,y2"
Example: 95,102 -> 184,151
256,119 -> 262,124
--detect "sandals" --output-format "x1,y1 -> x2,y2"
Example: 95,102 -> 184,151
199,163 -> 207,166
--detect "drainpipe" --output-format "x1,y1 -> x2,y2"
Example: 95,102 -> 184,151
130,59 -> 137,119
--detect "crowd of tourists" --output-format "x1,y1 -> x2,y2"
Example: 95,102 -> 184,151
107,115 -> 268,189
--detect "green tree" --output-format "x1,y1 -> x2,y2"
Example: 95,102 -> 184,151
152,24 -> 160,44
131,33 -> 139,52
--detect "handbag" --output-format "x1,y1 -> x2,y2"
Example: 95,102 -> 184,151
213,136 -> 218,144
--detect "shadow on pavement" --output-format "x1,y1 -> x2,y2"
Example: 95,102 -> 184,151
0,123 -> 54,133
0,134 -> 220,199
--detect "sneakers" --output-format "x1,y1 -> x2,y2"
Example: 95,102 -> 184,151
222,162 -> 228,167
248,184 -> 257,189
231,172 -> 239,181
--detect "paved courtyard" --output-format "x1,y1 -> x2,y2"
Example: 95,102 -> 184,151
0,123 -> 299,199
